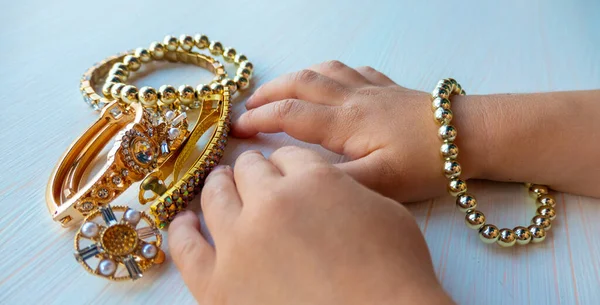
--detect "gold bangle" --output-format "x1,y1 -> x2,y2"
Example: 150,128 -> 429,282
80,34 -> 253,111
430,79 -> 556,247
46,101 -> 188,226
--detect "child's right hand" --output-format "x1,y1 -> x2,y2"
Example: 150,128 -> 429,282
233,61 -> 486,202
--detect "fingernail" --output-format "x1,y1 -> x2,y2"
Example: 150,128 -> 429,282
212,164 -> 230,172
245,97 -> 254,109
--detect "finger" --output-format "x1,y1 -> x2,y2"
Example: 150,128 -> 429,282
245,69 -> 350,109
268,146 -> 329,175
334,150 -> 394,194
169,210 -> 215,298
309,60 -> 372,87
355,66 -> 397,86
233,150 -> 281,198
232,99 -> 348,155
201,165 -> 242,243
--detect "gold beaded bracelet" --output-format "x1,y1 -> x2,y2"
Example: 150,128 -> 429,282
431,79 -> 557,247
80,34 -> 253,111
80,50 -> 227,110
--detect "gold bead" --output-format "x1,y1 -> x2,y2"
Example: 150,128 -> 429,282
436,83 -> 452,94
223,47 -> 236,62
123,55 -> 141,71
234,75 -> 249,90
537,206 -> 557,220
106,76 -> 122,84
194,34 -> 210,49
210,82 -> 224,94
456,194 -> 477,213
440,143 -> 459,160
434,107 -> 453,125
479,224 -> 500,244
196,84 -> 212,99
163,35 -> 179,52
112,63 -> 129,75
537,194 -> 556,207
135,48 -> 152,63
465,210 -> 485,230
439,79 -> 454,87
432,87 -> 450,99
237,67 -> 252,79
448,178 -> 467,197
178,85 -> 195,105
438,125 -> 457,142
120,85 -> 139,104
209,41 -> 224,55
443,160 -> 461,179
497,228 -> 517,247
102,82 -> 115,98
109,68 -> 128,82
529,185 -> 549,199
239,61 -> 254,72
531,215 -> 552,230
110,83 -> 125,99
159,85 -> 177,105
447,78 -> 458,88
432,97 -> 451,111
528,225 -> 546,243
139,86 -> 158,107
234,54 -> 248,64
179,34 -> 195,52
213,74 -> 227,82
221,78 -> 237,95
514,226 -> 532,245
454,83 -> 462,95
149,42 -> 166,59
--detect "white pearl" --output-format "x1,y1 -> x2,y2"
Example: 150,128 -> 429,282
81,222 -> 99,238
98,259 -> 116,276
141,244 -> 158,259
164,110 -> 175,121
167,127 -> 180,140
123,209 -> 141,225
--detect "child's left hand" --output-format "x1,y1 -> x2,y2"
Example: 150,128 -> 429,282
233,61 -> 485,202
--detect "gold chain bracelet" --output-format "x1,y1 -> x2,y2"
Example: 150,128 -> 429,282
430,79 -> 557,247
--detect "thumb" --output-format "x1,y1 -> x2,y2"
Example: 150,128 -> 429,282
168,211 -> 215,299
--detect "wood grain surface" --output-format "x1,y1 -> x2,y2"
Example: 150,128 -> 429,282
1,0 -> 598,304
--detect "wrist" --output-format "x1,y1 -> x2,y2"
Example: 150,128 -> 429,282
449,94 -> 491,181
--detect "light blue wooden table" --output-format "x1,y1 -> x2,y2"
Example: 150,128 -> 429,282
1,1 -> 599,304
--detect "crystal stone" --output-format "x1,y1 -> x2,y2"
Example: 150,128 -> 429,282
132,139 -> 154,164
109,107 -> 122,118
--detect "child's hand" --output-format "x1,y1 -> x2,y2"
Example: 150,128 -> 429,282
233,61 -> 485,202
168,146 -> 453,305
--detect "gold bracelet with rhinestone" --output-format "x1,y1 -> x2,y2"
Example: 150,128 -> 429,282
431,78 -> 557,247
148,88 -> 232,229
80,34 -> 253,111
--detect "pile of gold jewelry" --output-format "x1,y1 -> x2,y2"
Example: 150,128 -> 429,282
46,34 -> 254,281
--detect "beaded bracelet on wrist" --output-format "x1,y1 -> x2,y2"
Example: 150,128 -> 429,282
430,79 -> 557,247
